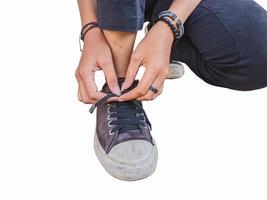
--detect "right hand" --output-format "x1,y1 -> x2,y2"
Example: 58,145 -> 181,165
75,28 -> 121,104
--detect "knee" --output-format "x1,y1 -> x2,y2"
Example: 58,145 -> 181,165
219,68 -> 267,91
227,79 -> 267,91
201,63 -> 267,91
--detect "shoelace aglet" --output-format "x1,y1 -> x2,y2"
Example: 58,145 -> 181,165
89,105 -> 96,113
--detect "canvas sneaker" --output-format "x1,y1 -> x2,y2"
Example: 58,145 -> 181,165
89,78 -> 158,181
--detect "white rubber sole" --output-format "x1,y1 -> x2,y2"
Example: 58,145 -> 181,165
94,132 -> 158,181
167,61 -> 185,79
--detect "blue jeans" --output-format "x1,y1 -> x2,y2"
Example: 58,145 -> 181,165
97,0 -> 267,91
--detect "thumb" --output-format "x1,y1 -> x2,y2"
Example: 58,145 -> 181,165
101,60 -> 121,96
121,52 -> 142,91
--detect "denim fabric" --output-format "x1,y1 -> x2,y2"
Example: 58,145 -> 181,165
97,0 -> 267,91
97,0 -> 146,32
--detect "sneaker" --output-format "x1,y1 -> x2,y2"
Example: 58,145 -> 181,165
89,78 -> 158,181
168,60 -> 185,79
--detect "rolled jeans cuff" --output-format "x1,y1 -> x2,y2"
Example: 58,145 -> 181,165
97,0 -> 146,32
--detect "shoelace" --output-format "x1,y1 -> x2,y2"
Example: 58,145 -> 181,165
89,93 -> 152,134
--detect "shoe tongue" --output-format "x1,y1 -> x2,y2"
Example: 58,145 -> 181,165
101,78 -> 139,94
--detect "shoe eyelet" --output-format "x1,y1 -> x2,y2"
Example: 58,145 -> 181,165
109,130 -> 115,135
142,119 -> 148,129
108,120 -> 113,127
143,124 -> 148,129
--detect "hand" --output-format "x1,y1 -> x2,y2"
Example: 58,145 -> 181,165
118,21 -> 174,102
75,28 -> 121,104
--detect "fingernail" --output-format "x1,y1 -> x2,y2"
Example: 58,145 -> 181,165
121,82 -> 126,92
114,86 -> 121,96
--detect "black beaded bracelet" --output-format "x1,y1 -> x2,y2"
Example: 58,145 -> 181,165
157,11 -> 184,40
158,17 -> 179,42
79,22 -> 98,52
151,10 -> 184,45
158,10 -> 178,21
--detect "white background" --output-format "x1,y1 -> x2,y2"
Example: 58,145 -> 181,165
0,0 -> 267,200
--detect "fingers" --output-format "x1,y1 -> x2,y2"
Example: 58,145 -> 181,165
121,52 -> 143,91
77,79 -> 88,102
137,77 -> 165,101
137,66 -> 168,101
78,90 -> 82,101
75,57 -> 120,104
107,96 -> 119,103
118,66 -> 158,101
100,59 -> 121,96
75,68 -> 106,104
118,62 -> 169,101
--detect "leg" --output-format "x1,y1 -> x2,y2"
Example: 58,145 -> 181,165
97,0 -> 146,77
94,0 -> 158,181
145,0 -> 267,91
102,31 -> 136,77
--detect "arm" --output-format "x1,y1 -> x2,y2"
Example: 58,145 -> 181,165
168,0 -> 201,24
75,0 -> 120,104
77,0 -> 97,26
119,0 -> 201,102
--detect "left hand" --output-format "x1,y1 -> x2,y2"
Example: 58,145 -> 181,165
118,21 -> 174,102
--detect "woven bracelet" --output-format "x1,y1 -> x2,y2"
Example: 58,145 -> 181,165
157,11 -> 184,40
158,17 -> 179,43
79,22 -> 98,52
153,10 -> 184,44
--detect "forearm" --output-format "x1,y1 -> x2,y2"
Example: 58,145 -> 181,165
168,0 -> 201,23
77,0 -> 97,26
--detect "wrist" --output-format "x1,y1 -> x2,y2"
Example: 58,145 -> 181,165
79,21 -> 100,52
155,21 -> 175,44
167,9 -> 185,24
81,16 -> 97,26
153,10 -> 185,44
83,27 -> 102,43
82,28 -> 104,50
